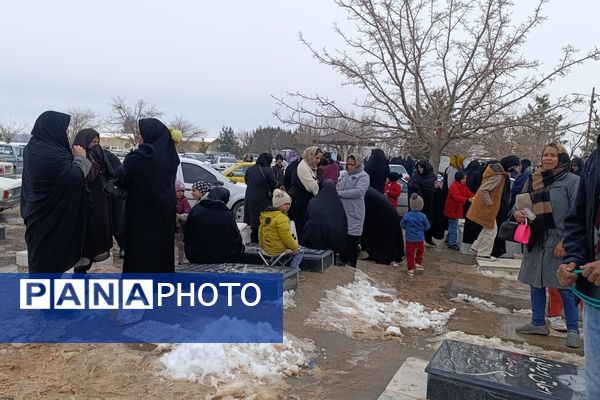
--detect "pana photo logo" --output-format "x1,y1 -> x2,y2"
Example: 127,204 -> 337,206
20,278 -> 262,310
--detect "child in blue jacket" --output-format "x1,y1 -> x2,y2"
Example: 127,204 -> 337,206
400,194 -> 431,276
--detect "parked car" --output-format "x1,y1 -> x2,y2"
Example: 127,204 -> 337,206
389,164 -> 410,181
0,143 -> 24,173
397,178 -> 409,216
176,157 -> 246,222
211,156 -> 238,172
181,153 -> 210,164
0,176 -> 21,212
222,162 -> 254,183
0,162 -> 16,176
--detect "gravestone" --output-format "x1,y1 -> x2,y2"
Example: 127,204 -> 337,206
176,263 -> 300,291
426,340 -> 586,400
236,244 -> 334,273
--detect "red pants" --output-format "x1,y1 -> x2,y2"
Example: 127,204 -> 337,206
406,241 -> 424,270
548,288 -> 563,317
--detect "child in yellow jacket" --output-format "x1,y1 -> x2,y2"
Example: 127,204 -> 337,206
259,189 -> 304,268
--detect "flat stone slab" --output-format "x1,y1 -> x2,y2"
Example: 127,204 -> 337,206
477,257 -> 522,277
425,339 -> 586,399
449,273 -> 530,310
377,357 -> 428,400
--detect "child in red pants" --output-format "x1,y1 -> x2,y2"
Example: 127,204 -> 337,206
400,194 -> 431,277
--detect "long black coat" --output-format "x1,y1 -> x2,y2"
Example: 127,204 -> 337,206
21,111 -> 88,273
361,187 -> 405,264
288,163 -> 314,243
365,149 -> 390,194
301,181 -> 348,253
184,197 -> 244,264
103,150 -> 126,242
244,164 -> 277,229
115,118 -> 179,273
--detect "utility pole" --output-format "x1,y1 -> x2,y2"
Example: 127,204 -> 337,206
586,87 -> 596,154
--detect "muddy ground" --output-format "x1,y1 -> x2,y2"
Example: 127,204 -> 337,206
0,208 -> 579,399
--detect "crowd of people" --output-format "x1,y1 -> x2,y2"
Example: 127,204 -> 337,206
19,110 -> 600,398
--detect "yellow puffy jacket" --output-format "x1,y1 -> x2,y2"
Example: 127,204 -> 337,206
258,208 -> 299,255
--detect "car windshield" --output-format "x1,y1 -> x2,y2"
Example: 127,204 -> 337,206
187,153 -> 207,161
390,164 -> 408,175
221,157 -> 237,163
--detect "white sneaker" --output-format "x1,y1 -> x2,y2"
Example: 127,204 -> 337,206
476,255 -> 497,262
391,262 -> 400,267
407,269 -> 414,277
415,264 -> 425,271
548,316 -> 568,332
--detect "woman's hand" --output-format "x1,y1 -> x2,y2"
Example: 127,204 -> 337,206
513,210 -> 527,224
553,240 -> 565,258
72,145 -> 86,158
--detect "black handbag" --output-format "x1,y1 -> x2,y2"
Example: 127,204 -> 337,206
103,181 -> 127,200
497,219 -> 518,242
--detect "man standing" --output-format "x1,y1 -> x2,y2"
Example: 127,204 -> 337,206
272,154 -> 285,188
558,137 -> 600,399
466,156 -> 520,261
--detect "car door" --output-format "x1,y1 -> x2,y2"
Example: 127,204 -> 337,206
180,161 -> 219,204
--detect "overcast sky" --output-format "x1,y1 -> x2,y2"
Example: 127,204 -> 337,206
1,0 -> 598,136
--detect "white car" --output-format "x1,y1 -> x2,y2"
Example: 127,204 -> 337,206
177,157 -> 246,222
181,153 -> 211,165
0,176 -> 21,212
389,164 -> 410,181
211,156 -> 238,171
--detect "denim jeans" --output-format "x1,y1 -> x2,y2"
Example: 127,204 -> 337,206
287,248 -> 304,268
447,218 -> 458,246
585,305 -> 600,399
530,286 -> 579,332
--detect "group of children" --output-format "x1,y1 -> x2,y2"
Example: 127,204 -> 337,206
174,180 -> 302,267
386,170 -> 474,277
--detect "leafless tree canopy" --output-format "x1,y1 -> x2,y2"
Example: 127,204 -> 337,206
275,0 -> 600,171
106,97 -> 163,146
0,120 -> 25,144
66,107 -> 101,143
169,115 -> 207,151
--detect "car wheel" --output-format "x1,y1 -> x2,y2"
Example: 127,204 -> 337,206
232,201 -> 244,223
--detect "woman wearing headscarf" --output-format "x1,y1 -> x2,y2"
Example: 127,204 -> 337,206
301,180 -> 348,253
244,152 -> 277,243
111,118 -> 179,273
288,146 -> 322,240
72,128 -> 114,272
513,143 -> 581,348
184,187 -> 244,264
408,160 -> 437,246
21,111 -> 91,273
570,157 -> 584,176
362,187 -> 405,264
103,149 -> 126,258
365,148 -> 390,194
337,153 -> 370,267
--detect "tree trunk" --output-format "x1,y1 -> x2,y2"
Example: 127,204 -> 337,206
429,139 -> 443,173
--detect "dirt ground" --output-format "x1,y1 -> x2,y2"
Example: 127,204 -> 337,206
0,208 -> 576,399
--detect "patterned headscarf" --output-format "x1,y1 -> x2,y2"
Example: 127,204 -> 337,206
192,180 -> 213,194
302,146 -> 322,170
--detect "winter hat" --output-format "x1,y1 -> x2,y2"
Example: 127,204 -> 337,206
192,180 -> 213,194
409,193 -> 424,211
388,172 -> 400,182
454,171 -> 465,182
500,155 -> 520,172
272,189 -> 292,209
175,179 -> 185,192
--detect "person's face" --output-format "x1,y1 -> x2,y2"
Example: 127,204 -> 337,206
346,157 -> 357,172
314,152 -> 322,166
418,165 -> 424,174
461,176 -> 467,184
176,190 -> 184,199
542,146 -> 559,170
89,137 -> 100,149
279,203 -> 291,213
571,162 -> 579,171
191,188 -> 204,200
276,158 -> 283,166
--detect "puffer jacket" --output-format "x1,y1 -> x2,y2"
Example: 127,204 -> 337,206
466,163 -> 507,228
259,207 -> 299,255
444,181 -> 474,219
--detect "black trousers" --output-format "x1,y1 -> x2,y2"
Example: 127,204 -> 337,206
339,235 -> 360,267
251,227 -> 259,244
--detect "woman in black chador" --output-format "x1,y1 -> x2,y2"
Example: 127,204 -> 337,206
408,160 -> 437,246
112,118 -> 179,273
72,129 -> 114,272
21,111 -> 90,273
365,148 -> 390,194
244,152 -> 277,243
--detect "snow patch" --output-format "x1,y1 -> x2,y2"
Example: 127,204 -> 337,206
284,290 -> 296,310
305,270 -> 455,338
430,331 -> 584,367
160,332 -> 315,397
452,293 -> 531,315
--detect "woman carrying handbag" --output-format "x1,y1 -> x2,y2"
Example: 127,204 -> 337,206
513,143 -> 581,348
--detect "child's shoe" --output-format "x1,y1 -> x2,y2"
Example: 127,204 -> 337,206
415,264 -> 425,272
407,269 -> 414,277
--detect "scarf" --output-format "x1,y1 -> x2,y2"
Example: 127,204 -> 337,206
523,150 -> 570,249
347,153 -> 364,175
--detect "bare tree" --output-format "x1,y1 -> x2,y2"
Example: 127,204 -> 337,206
0,119 -> 25,144
275,0 -> 600,171
106,97 -> 163,146
169,115 -> 207,152
66,107 -> 100,143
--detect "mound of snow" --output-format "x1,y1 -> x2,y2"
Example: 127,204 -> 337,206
452,293 -> 531,315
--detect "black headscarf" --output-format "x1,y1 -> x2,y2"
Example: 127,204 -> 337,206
256,152 -> 273,168
409,161 -> 436,199
73,128 -> 113,183
21,111 -> 88,272
365,148 -> 390,194
207,186 -> 230,203
571,157 -> 584,176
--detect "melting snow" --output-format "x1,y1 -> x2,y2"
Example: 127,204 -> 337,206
452,293 -> 531,315
284,290 -> 296,310
305,270 -> 455,338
